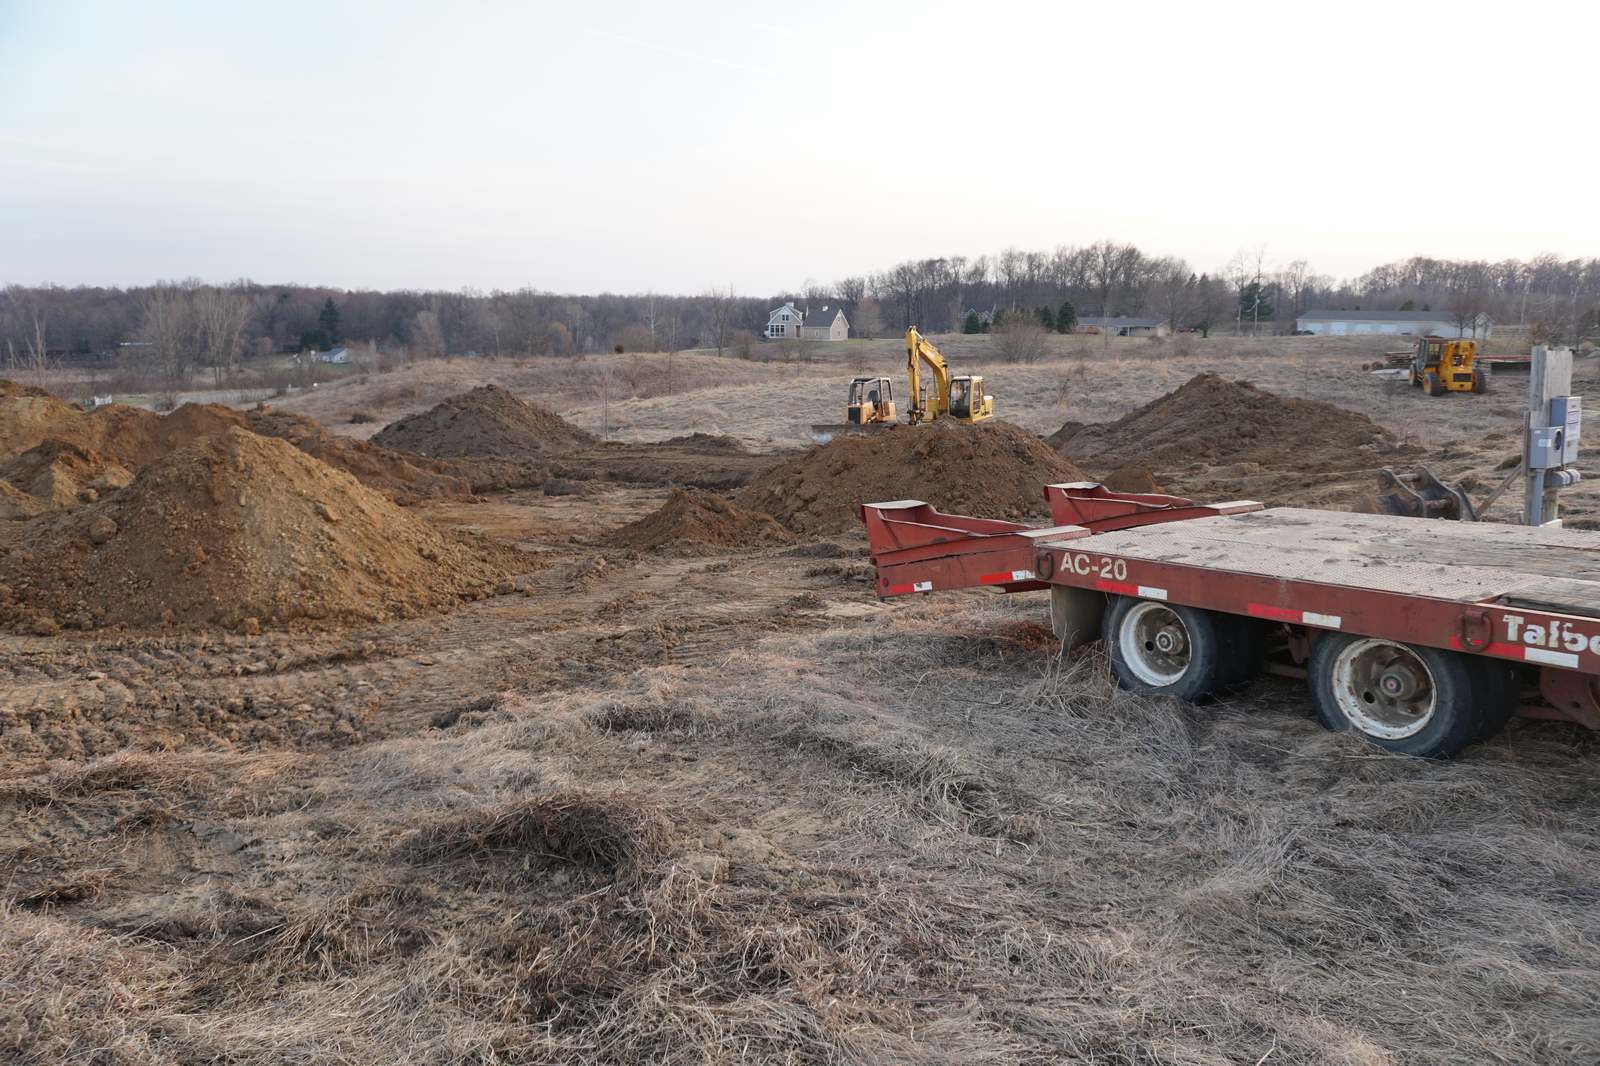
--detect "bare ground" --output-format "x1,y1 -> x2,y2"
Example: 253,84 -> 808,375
4,342 -> 1600,1063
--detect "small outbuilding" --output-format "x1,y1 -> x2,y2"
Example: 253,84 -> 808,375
1076,317 -> 1169,338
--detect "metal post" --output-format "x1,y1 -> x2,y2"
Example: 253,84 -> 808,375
1524,345 -> 1573,526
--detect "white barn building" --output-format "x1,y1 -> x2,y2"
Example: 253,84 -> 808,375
1295,309 -> 1492,338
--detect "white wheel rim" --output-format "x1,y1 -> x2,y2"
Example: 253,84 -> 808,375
1330,638 -> 1436,739
1118,601 -> 1191,686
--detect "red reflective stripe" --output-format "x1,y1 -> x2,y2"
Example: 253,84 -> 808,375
1448,636 -> 1527,660
980,572 -> 1011,584
1248,604 -> 1302,623
886,583 -> 915,596
1095,580 -> 1139,596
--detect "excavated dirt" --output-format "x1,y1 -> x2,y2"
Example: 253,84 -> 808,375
371,384 -> 597,459
1057,373 -> 1392,470
603,487 -> 797,552
552,434 -> 784,491
0,428 -> 520,633
1100,465 -> 1163,494
245,407 -> 478,503
0,391 -> 251,471
739,420 -> 1088,535
0,440 -> 133,514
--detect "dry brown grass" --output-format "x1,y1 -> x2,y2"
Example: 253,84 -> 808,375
2,593 -> 1597,1063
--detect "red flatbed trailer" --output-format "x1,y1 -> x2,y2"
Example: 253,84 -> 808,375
861,483 -> 1600,758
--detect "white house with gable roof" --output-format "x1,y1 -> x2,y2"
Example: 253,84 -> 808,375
764,302 -> 849,341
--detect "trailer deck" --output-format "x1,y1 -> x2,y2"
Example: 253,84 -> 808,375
863,486 -> 1600,739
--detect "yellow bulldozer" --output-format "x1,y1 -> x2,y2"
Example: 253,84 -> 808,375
1410,337 -> 1486,395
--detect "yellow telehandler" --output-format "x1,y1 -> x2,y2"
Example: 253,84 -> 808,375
1410,337 -> 1486,395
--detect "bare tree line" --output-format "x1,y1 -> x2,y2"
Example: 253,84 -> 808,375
5,249 -> 1600,378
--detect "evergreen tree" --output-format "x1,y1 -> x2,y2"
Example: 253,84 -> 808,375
1035,305 -> 1055,331
1399,299 -> 1417,311
1239,282 -> 1275,323
1056,300 -> 1077,334
963,311 -> 982,334
299,328 -> 331,352
318,298 -> 342,345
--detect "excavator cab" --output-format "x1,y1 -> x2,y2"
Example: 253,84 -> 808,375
949,376 -> 976,419
1410,337 -> 1485,395
846,376 -> 896,425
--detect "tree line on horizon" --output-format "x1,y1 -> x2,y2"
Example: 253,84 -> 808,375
4,246 -> 1599,386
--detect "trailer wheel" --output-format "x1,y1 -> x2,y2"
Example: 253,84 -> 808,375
1308,634 -> 1481,757
1103,597 -> 1233,702
1471,658 -> 1520,743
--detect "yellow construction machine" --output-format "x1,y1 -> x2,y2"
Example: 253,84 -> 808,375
905,327 -> 994,424
1410,337 -> 1486,395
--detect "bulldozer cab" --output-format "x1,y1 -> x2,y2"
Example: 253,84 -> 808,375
846,376 -> 895,425
1411,337 -> 1483,395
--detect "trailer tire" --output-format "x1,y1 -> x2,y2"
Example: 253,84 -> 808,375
1471,657 -> 1520,743
1308,633 -> 1481,758
1103,596 -> 1233,703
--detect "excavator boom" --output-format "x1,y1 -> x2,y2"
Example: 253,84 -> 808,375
905,327 -> 994,424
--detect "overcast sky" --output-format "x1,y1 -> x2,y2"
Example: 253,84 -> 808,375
2,0 -> 1596,295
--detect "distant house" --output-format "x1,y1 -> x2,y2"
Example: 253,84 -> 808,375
1076,317 -> 1169,338
318,347 -> 352,364
963,304 -> 997,328
1294,309 -> 1493,338
764,302 -> 849,341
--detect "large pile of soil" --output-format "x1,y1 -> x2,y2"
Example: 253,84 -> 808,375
371,384 -> 597,460
1057,374 -> 1392,471
604,488 -> 796,551
0,387 -> 251,471
0,428 -> 513,632
738,420 -> 1088,535
246,407 -> 477,503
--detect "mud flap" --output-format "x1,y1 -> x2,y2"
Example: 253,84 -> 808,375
1051,585 -> 1108,650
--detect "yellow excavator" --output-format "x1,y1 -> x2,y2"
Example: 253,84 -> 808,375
809,328 -> 995,442
905,327 -> 994,424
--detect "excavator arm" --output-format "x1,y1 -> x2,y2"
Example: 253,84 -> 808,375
906,327 -> 952,424
905,326 -> 994,424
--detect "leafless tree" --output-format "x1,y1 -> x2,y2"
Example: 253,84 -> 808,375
3,289 -> 54,389
412,310 -> 447,359
641,291 -> 661,351
1448,288 -> 1489,339
193,287 -> 252,387
698,286 -> 737,357
993,312 -> 1050,364
852,298 -> 884,340
140,285 -> 198,403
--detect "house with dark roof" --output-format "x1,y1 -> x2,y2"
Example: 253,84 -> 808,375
764,302 -> 849,341
1294,309 -> 1492,338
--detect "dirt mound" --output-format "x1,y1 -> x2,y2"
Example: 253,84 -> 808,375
0,427 -> 515,632
0,382 -> 83,461
1101,465 -> 1162,494
0,440 -> 133,513
1059,374 -> 1391,471
738,420 -> 1088,535
604,488 -> 796,551
0,390 -> 250,471
371,384 -> 597,460
246,407 -> 477,503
